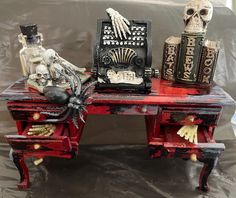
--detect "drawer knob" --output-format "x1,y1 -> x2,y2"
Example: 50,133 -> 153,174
33,144 -> 41,150
190,154 -> 197,162
33,113 -> 41,121
141,105 -> 147,113
187,115 -> 195,123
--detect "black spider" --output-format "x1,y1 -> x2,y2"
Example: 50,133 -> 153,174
41,66 -> 97,128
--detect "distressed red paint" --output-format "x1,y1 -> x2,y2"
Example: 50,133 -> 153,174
0,78 -> 235,192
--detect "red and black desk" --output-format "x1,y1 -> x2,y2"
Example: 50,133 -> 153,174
1,78 -> 235,192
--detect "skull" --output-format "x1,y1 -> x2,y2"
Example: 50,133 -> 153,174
183,0 -> 213,33
42,49 -> 59,65
35,64 -> 50,86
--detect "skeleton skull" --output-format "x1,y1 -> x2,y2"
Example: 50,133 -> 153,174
184,0 -> 213,33
35,64 -> 50,86
42,49 -> 59,65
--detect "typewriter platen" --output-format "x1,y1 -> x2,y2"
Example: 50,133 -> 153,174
93,19 -> 156,92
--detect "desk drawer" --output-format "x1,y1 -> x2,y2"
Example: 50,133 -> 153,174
85,104 -> 158,115
5,123 -> 73,155
149,126 -> 225,159
160,107 -> 221,126
5,135 -> 72,153
7,102 -> 65,122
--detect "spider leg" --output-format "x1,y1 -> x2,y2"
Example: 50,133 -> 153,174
80,93 -> 91,103
62,66 -> 82,96
41,106 -> 68,117
44,108 -> 72,123
81,105 -> 88,113
78,110 -> 85,123
54,67 -> 75,93
72,110 -> 79,129
80,81 -> 97,98
41,111 -> 64,117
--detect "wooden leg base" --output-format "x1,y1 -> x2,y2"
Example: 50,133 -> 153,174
11,151 -> 30,190
196,186 -> 209,192
17,181 -> 30,190
198,157 -> 219,192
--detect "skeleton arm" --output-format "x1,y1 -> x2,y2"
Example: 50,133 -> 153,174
106,8 -> 131,40
42,49 -> 86,74
57,56 -> 86,74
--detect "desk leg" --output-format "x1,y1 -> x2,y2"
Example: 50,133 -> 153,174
198,157 -> 218,192
11,150 -> 29,189
145,115 -> 160,143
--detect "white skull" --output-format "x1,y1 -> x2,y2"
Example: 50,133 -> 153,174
35,64 -> 50,86
184,0 -> 213,33
42,49 -> 59,65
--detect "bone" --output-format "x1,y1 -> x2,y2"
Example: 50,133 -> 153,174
106,8 -> 130,40
45,131 -> 54,137
29,128 -> 45,132
27,131 -> 44,136
28,124 -> 55,136
177,125 -> 198,144
114,18 -> 122,39
32,125 -> 45,128
117,17 -> 127,39
111,16 -> 118,38
34,158 -> 43,166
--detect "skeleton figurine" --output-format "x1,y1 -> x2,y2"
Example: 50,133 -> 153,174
28,63 -> 52,92
19,24 -> 91,93
42,49 -> 90,88
106,8 -> 131,40
42,49 -> 67,86
183,0 -> 213,33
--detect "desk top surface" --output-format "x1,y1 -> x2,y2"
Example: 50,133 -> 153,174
0,78 -> 235,106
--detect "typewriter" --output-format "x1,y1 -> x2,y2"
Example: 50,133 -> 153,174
93,17 -> 158,92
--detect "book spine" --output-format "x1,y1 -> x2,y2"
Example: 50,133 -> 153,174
161,41 -> 180,81
197,46 -> 219,85
176,33 -> 205,84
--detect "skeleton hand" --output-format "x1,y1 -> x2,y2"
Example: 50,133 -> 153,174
177,125 -> 198,144
106,8 -> 131,40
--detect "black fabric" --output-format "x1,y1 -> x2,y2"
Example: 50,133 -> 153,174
1,143 -> 236,198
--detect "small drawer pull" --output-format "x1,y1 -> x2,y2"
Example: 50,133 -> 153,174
190,154 -> 197,162
33,113 -> 41,121
186,115 -> 195,123
33,144 -> 41,150
141,105 -> 148,113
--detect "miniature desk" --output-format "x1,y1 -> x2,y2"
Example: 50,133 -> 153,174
0,78 -> 235,192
